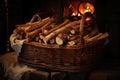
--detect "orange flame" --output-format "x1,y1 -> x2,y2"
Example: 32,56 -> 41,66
79,2 -> 95,14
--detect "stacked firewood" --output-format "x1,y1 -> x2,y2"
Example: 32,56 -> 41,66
12,12 -> 109,46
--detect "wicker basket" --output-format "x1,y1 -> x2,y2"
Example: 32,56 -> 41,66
18,38 -> 105,72
17,12 -> 107,72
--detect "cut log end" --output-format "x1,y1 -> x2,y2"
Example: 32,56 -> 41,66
56,37 -> 64,45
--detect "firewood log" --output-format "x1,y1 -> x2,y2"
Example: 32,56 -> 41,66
42,29 -> 49,35
49,38 -> 55,44
16,17 -> 53,39
43,20 -> 80,44
49,23 -> 56,29
15,19 -> 41,28
83,34 -> 90,40
15,19 -> 45,33
67,39 -> 80,46
39,33 -> 45,40
84,33 -> 103,43
16,25 -> 31,34
44,19 -> 70,36
41,21 -> 54,34
70,29 -> 79,35
41,19 -> 54,30
25,18 -> 54,41
97,32 -> 109,40
26,28 -> 42,42
56,37 -> 66,45
68,35 -> 81,41
55,32 -> 69,45
26,17 -> 51,32
67,35 -> 83,46
16,17 -> 53,32
69,25 -> 80,35
55,28 -> 70,45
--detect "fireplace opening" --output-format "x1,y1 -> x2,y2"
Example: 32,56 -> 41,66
22,0 -> 96,24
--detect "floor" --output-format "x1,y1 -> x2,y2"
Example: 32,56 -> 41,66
0,52 -> 120,80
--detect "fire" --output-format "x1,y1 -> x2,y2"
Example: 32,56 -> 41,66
64,1 -> 95,18
68,0 -> 81,16
79,2 -> 95,14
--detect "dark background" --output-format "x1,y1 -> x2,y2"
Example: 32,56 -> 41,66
0,0 -> 120,59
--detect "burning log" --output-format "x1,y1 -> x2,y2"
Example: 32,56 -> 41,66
43,20 -> 80,44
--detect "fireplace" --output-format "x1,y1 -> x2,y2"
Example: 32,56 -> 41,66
0,0 -> 120,79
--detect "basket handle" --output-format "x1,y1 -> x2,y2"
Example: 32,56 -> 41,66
29,13 -> 41,23
79,12 -> 95,45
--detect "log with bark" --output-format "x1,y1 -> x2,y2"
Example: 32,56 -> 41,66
67,39 -> 80,46
43,19 -> 70,36
55,29 -> 70,45
11,11 -> 109,47
25,18 -> 54,41
43,20 -> 80,44
84,33 -> 103,43
68,35 -> 81,41
70,25 -> 80,35
26,17 -> 52,32
84,32 -> 109,44
41,22 -> 55,35
97,32 -> 109,40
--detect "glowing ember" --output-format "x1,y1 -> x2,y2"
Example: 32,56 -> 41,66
78,13 -> 81,16
85,6 -> 91,13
